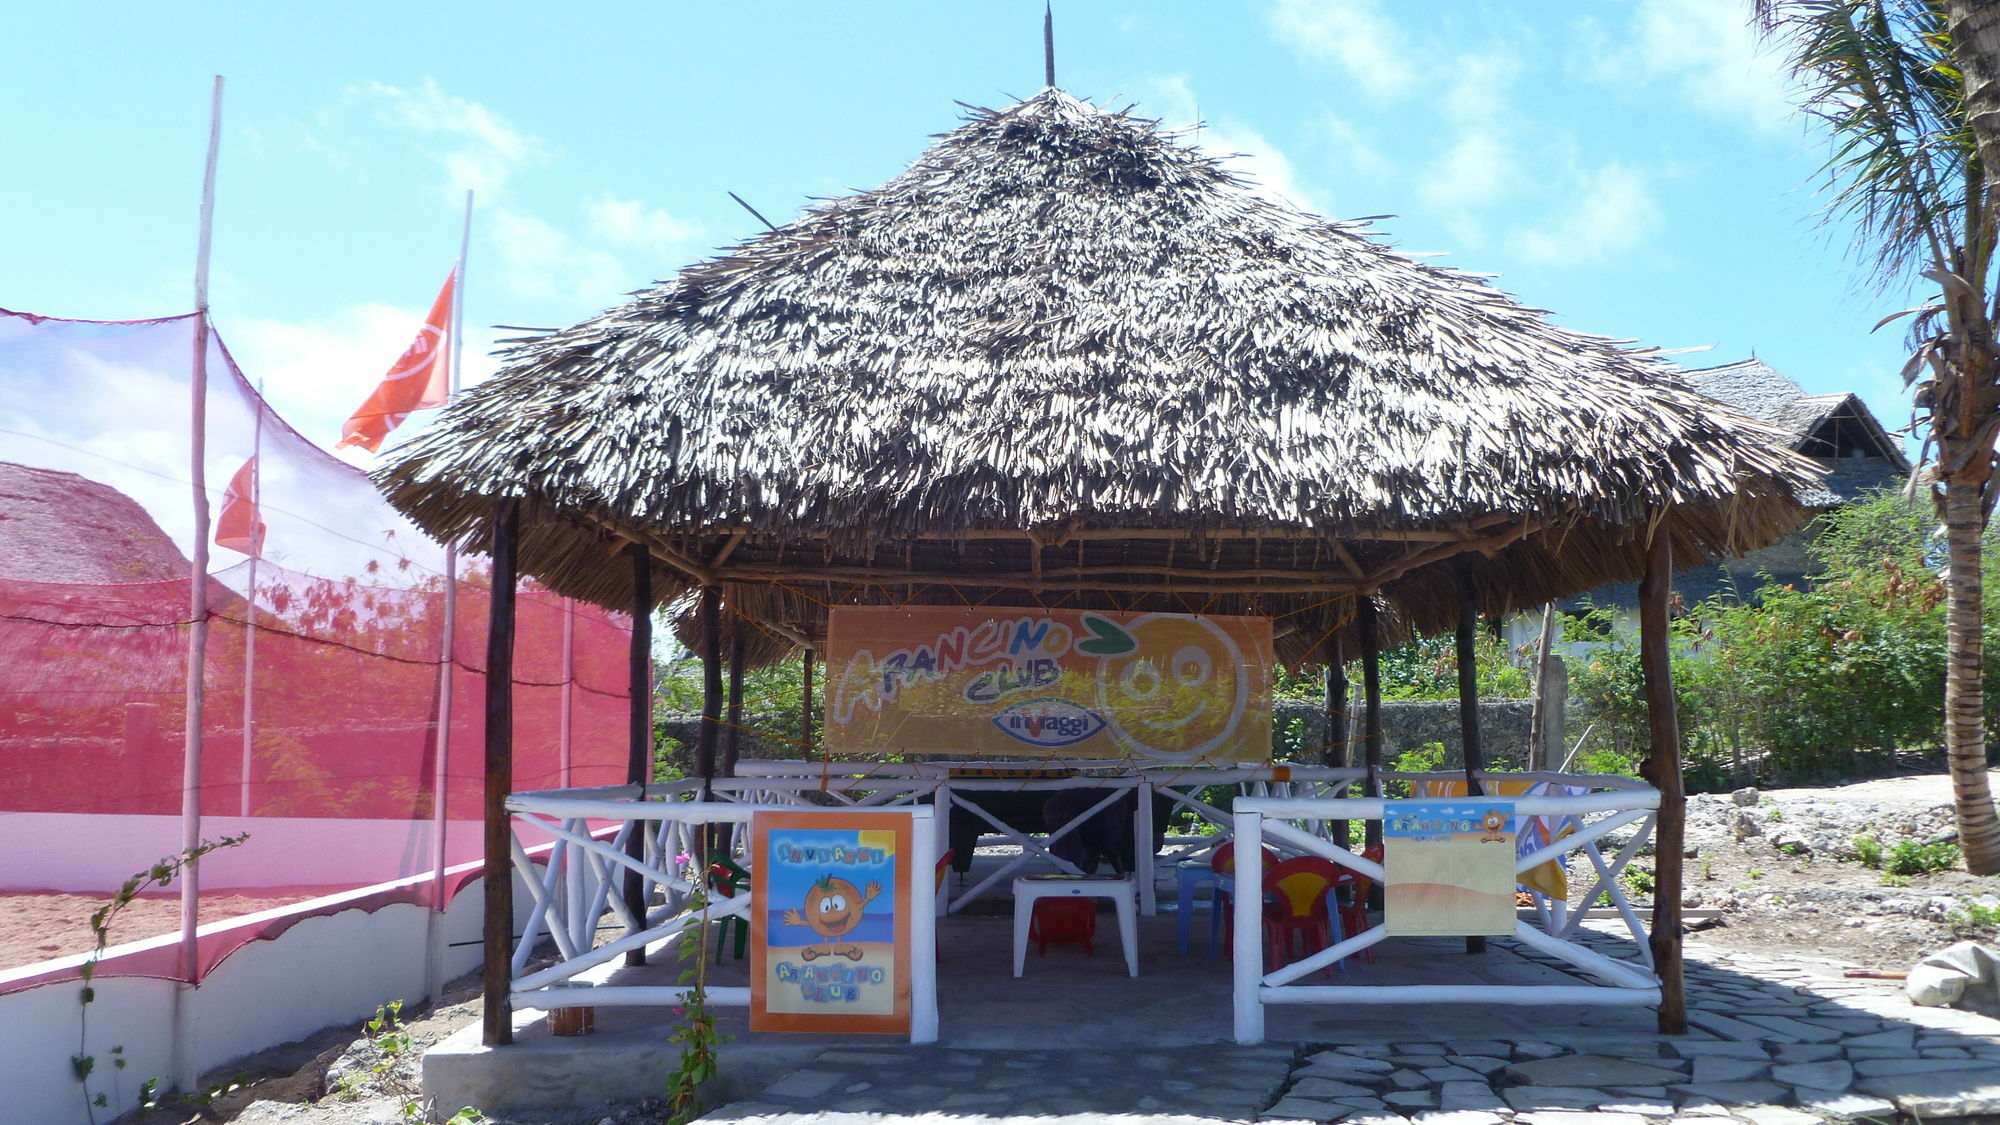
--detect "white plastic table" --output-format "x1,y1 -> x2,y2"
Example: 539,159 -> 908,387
1012,873 -> 1139,978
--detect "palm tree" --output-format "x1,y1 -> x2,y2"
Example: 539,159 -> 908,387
1758,0 -> 2000,874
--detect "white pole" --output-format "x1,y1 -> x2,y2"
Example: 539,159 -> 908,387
425,190 -> 474,1003
238,381 -> 264,817
560,597 -> 575,787
174,72 -> 224,1096
909,806 -> 938,1044
1232,811 -> 1265,1044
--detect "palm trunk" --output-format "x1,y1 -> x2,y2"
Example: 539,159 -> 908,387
1949,1 -> 2000,200
1942,477 -> 2000,874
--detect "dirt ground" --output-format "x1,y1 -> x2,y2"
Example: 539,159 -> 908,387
1,889 -> 349,968
95,768 -> 2000,1124
1663,767 -> 2000,970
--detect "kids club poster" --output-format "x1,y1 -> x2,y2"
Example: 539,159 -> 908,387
1382,800 -> 1519,937
750,810 -> 911,1034
824,606 -> 1274,763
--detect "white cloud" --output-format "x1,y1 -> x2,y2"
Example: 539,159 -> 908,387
1266,0 -> 1413,98
1583,0 -> 1796,134
356,82 -> 704,311
584,194 -> 704,262
1314,111 -> 1391,180
1144,76 -> 1329,214
1510,163 -> 1664,266
1419,50 -> 1527,214
358,78 -> 547,203
1421,132 -> 1520,213
226,303 -> 503,458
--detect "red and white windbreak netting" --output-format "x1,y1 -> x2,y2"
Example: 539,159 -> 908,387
0,308 -> 631,989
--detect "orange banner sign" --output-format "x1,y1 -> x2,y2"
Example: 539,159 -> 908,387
825,606 -> 1273,763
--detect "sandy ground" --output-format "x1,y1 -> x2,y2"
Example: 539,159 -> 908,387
1,888 -> 357,969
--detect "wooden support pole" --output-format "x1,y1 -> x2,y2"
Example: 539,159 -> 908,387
801,648 -> 816,757
1527,603 -> 1557,773
1324,633 -> 1350,846
624,544 -> 652,967
481,500 -> 518,1047
696,586 -> 722,784
1358,597 -> 1384,849
722,624 -> 746,777
1455,558 -> 1487,955
1455,559 -> 1485,796
1638,522 -> 1687,1034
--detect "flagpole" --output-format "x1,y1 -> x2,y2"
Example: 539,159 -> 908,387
239,384 -> 264,818
425,189 -> 473,1002
175,72 -> 224,1096
560,598 -> 575,787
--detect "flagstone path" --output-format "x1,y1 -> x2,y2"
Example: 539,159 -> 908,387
695,948 -> 2000,1125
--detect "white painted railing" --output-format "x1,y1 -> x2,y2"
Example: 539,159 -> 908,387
505,785 -> 939,1043
1229,772 -> 1664,1044
714,759 -> 1369,915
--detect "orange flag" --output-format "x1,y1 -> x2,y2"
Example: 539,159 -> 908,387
215,456 -> 265,557
338,271 -> 455,452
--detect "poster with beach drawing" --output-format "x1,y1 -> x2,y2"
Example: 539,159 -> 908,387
750,810 -> 911,1034
824,606 -> 1273,764
1382,800 -> 1517,936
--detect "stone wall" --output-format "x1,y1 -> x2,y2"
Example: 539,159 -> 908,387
1275,697 -> 1549,769
659,696 -> 1557,769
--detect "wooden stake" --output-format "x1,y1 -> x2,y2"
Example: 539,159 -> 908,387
482,500 -> 518,1047
1455,559 -> 1485,795
1359,597 -> 1384,849
1638,520 -> 1687,1034
722,624 -> 746,777
1324,632 -> 1350,846
1455,558 -> 1487,954
696,586 -> 722,783
801,648 -> 816,756
624,543 -> 652,967
1527,603 -> 1557,772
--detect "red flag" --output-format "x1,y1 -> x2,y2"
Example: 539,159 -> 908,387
215,456 -> 265,557
338,270 -> 455,452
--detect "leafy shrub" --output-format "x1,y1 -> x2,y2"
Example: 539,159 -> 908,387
1884,839 -> 1961,876
1385,741 -> 1447,798
1949,901 -> 2000,933
1568,493 -> 2000,787
1852,833 -> 1885,869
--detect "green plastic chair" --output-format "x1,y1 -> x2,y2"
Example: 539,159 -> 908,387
707,855 -> 752,963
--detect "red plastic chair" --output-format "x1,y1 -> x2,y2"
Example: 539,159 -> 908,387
1334,843 -> 1385,964
1262,856 -> 1343,976
1211,841 -> 1281,958
1029,897 -> 1098,957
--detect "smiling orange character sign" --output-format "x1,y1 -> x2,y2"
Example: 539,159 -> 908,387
825,606 -> 1273,763
784,874 -> 882,961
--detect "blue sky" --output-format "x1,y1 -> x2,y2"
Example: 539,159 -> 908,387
0,0 -> 1924,461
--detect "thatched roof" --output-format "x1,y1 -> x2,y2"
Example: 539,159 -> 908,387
0,462 -> 190,584
378,90 -> 1822,662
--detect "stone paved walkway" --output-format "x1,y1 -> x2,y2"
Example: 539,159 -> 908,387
697,946 -> 2000,1124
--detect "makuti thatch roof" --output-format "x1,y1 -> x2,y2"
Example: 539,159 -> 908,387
378,89 -> 1822,664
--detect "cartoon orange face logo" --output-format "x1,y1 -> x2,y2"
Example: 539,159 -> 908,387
1090,614 -> 1248,763
783,874 -> 880,961
1477,809 -> 1510,842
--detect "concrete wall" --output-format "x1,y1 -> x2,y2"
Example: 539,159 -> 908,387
0,869 -> 518,1125
677,697 -> 1557,770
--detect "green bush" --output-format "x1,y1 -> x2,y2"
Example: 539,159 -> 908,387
1885,839 -> 1961,876
1568,493 -> 2000,788
1852,833 -> 1884,869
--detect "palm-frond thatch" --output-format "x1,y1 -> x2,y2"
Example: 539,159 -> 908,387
378,90 -> 1823,659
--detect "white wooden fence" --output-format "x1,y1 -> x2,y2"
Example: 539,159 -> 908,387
1228,771 -> 1663,1043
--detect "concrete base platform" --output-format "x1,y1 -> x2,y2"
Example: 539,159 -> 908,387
425,857 -> 1657,1118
